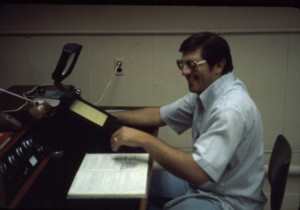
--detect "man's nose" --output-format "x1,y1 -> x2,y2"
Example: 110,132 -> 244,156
181,65 -> 192,76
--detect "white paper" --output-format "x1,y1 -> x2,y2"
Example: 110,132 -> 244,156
67,153 -> 149,199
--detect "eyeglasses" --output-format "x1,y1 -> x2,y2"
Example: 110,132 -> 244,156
176,59 -> 207,71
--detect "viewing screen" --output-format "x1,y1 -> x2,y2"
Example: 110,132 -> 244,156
69,100 -> 108,127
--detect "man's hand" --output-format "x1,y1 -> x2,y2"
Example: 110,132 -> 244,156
110,126 -> 151,151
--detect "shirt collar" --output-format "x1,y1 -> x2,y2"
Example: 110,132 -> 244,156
199,72 -> 235,110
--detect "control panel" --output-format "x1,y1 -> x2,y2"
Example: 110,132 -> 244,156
0,129 -> 49,206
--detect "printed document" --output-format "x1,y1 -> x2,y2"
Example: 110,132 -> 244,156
67,153 -> 149,198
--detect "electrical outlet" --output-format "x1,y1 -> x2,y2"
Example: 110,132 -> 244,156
114,59 -> 124,75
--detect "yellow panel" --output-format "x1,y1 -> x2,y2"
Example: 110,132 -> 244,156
70,100 -> 108,127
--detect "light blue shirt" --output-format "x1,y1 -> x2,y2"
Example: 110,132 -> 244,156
160,73 -> 267,210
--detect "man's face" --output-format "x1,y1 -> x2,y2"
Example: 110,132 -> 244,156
180,50 -> 223,94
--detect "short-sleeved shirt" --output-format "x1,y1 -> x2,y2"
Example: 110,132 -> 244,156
160,72 -> 267,210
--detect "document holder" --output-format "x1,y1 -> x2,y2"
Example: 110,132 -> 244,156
51,43 -> 120,135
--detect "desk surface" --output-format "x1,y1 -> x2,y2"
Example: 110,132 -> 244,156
1,85 -> 157,210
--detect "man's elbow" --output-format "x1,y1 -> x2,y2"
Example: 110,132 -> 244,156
189,160 -> 213,187
191,172 -> 212,187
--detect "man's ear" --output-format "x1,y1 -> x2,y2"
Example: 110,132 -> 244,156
215,59 -> 226,75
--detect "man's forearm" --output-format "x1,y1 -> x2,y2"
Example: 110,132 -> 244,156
111,107 -> 165,127
143,136 -> 211,186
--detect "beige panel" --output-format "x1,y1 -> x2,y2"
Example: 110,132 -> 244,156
224,35 -> 256,92
289,8 -> 300,28
284,34 -> 300,150
116,6 -> 155,30
214,7 -> 259,30
88,35 -> 155,106
86,5 -> 155,31
153,35 -> 188,105
0,37 -> 29,88
250,34 -> 289,149
252,7 -> 291,29
0,5 -> 25,30
18,5 -> 56,30
153,6 -> 217,31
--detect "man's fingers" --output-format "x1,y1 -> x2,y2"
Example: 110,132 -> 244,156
111,136 -> 120,151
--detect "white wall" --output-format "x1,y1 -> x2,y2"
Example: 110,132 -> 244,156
0,5 -> 299,209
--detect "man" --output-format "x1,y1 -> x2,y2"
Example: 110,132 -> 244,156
110,32 -> 267,210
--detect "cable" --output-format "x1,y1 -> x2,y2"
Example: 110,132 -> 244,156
93,73 -> 115,105
0,88 -> 32,113
0,88 -> 35,103
23,85 -> 39,97
2,102 -> 29,113
22,83 -> 52,98
0,84 -> 51,113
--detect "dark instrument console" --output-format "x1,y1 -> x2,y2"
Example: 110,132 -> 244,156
0,129 -> 49,207
0,43 -> 126,209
